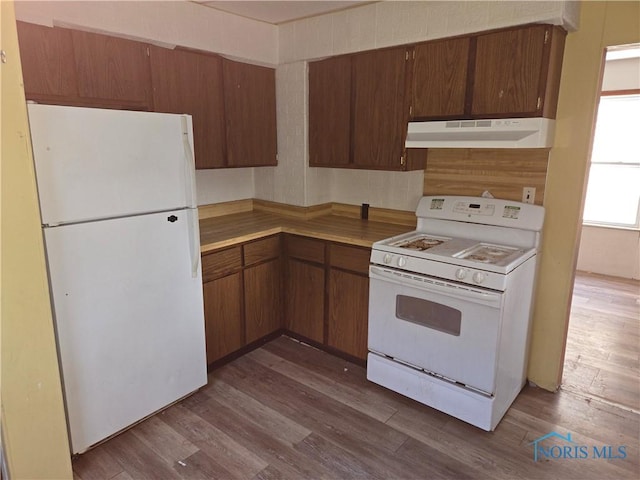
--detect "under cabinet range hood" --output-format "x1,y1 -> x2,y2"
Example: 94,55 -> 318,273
405,117 -> 555,149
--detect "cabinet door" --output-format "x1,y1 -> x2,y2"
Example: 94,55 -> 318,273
309,56 -> 352,167
244,259 -> 282,343
471,25 -> 547,117
286,258 -> 325,343
352,47 -> 409,170
203,272 -> 244,365
149,46 -> 226,169
412,37 -> 470,119
328,269 -> 369,361
71,29 -> 152,109
223,59 -> 277,167
17,22 -> 78,101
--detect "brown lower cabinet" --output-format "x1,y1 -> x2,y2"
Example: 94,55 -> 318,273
202,272 -> 243,364
284,234 -> 325,343
327,243 -> 371,361
202,233 -> 371,367
201,236 -> 281,366
245,258 -> 281,343
284,234 -> 371,362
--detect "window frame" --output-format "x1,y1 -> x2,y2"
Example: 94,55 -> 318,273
582,89 -> 640,230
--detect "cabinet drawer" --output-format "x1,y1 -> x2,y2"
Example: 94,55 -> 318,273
202,246 -> 242,282
243,235 -> 281,266
330,243 -> 370,275
286,235 -> 325,264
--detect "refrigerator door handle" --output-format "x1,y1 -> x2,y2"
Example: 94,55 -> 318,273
181,116 -> 197,209
187,208 -> 201,278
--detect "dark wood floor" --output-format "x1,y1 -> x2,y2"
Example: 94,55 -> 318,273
73,272 -> 640,479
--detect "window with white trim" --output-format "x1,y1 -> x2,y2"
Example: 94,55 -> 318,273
582,93 -> 640,228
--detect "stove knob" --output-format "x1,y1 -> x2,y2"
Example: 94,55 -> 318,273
397,257 -> 407,267
455,268 -> 467,280
473,271 -> 486,284
383,254 -> 392,264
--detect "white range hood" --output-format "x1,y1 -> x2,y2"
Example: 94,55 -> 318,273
405,117 -> 555,149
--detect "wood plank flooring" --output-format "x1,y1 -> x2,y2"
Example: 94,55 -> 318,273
74,273 -> 640,479
563,271 -> 640,411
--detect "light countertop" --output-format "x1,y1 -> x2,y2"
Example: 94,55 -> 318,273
199,211 -> 414,253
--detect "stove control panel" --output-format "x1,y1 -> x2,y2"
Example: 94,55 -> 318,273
370,249 -> 509,291
453,202 -> 495,216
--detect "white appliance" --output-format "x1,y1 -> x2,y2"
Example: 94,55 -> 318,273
367,196 -> 544,431
405,117 -> 555,148
27,103 -> 208,454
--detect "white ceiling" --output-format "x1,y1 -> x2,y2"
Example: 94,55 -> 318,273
193,1 -> 374,25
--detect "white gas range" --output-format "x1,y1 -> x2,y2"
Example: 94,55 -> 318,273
367,195 -> 544,431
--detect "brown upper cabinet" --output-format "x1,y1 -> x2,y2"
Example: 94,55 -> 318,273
17,21 -> 79,101
149,46 -> 226,169
309,56 -> 351,167
17,22 -> 153,110
17,21 -> 278,169
411,24 -> 566,120
471,24 -> 565,118
411,37 -> 470,119
352,47 -> 412,170
223,59 -> 277,168
70,30 -> 153,110
309,47 -> 423,171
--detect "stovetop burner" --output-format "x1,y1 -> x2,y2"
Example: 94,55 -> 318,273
454,243 -> 520,264
390,235 -> 449,251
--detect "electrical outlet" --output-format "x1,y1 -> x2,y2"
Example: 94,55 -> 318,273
522,187 -> 536,204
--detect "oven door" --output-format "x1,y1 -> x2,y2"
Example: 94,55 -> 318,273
368,265 -> 504,395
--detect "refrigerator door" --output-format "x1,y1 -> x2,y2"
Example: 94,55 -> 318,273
44,209 -> 206,454
28,104 -> 196,226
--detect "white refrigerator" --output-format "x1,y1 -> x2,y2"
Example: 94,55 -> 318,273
27,104 -> 208,454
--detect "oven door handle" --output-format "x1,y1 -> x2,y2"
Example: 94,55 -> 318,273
369,266 -> 503,308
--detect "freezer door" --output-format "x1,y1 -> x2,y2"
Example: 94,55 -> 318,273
28,104 -> 196,225
44,209 -> 206,454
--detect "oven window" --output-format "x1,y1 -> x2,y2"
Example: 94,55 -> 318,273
395,295 -> 461,336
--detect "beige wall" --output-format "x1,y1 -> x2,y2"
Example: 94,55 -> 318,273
527,1 -> 640,390
0,1 -> 73,478
578,227 -> 640,279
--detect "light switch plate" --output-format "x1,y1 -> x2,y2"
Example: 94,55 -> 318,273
522,187 -> 536,204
